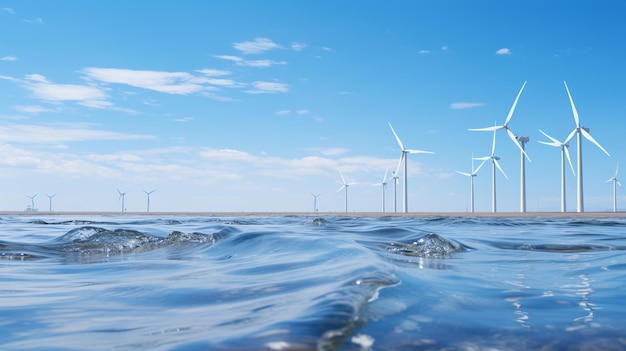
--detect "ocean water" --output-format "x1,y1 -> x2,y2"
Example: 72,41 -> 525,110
2,214 -> 626,351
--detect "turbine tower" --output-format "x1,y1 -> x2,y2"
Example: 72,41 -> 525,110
310,193 -> 321,212
337,171 -> 356,213
117,189 -> 127,213
474,130 -> 507,212
538,129 -> 575,212
26,193 -> 38,211
563,81 -> 611,212
456,156 -> 487,212
45,193 -> 57,212
517,136 -> 530,212
143,189 -> 155,212
372,169 -> 389,212
391,170 -> 399,212
389,122 -> 434,213
607,164 -> 622,213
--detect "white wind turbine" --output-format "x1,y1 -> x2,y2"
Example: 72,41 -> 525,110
389,122 -> 434,213
606,164 -> 622,213
143,189 -> 155,212
474,130 -> 507,212
563,81 -> 611,212
456,156 -> 487,213
469,81 -> 530,212
26,193 -> 38,211
337,171 -> 357,213
372,169 -> 389,213
45,193 -> 57,212
117,189 -> 127,213
538,129 -> 575,212
391,170 -> 399,212
310,193 -> 321,212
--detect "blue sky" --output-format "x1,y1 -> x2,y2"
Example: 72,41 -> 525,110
1,1 -> 625,212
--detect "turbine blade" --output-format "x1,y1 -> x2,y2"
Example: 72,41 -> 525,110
506,129 -> 531,162
340,171 -> 346,184
388,123 -> 405,150
473,156 -> 491,161
469,126 -> 500,132
456,171 -> 471,177
538,129 -> 561,145
563,81 -> 580,128
564,128 -> 577,144
406,149 -> 435,154
618,180 -> 623,189
504,81 -> 527,126
337,185 -> 346,193
564,145 -> 576,176
382,168 -> 389,183
581,128 -> 610,157
538,140 -> 560,147
474,158 -> 488,174
493,158 -> 508,179
394,153 -> 405,177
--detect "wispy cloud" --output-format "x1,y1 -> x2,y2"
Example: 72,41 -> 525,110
234,38 -> 281,54
174,117 -> 194,122
12,105 -> 50,114
246,81 -> 289,94
496,48 -> 511,55
213,55 -> 286,68
0,124 -> 154,143
2,7 -> 15,14
81,67 -> 211,95
23,17 -> 44,24
450,102 -> 485,109
419,50 -> 431,54
1,56 -> 17,61
291,42 -> 307,51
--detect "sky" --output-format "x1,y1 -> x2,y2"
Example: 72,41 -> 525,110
1,1 -> 626,213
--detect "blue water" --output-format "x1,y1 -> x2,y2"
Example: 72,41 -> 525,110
2,215 -> 626,350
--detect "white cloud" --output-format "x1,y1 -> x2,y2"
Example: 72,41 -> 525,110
12,105 -> 50,113
23,17 -> 44,24
238,59 -> 287,68
81,67 -> 209,95
0,124 -> 154,143
2,7 -> 15,14
196,68 -> 231,76
291,42 -> 307,51
233,38 -> 281,54
1,56 -> 17,61
496,48 -> 511,55
199,148 -> 257,162
419,50 -> 431,54
246,81 -> 289,94
450,102 -> 485,109
8,74 -> 111,107
321,148 -> 349,156
296,109 -> 309,115
174,117 -> 194,122
441,45 -> 449,51
275,110 -> 290,116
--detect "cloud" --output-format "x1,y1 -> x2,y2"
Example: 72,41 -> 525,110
496,48 -> 511,55
450,102 -> 485,109
81,67 -> 211,95
1,73 -> 111,107
275,110 -> 290,116
291,42 -> 307,51
174,117 -> 194,122
419,50 -> 431,54
23,17 -> 44,24
246,81 -> 289,94
1,56 -> 17,61
233,38 -> 281,54
199,148 -> 257,162
0,124 -> 155,143
196,68 -> 231,76
213,55 -> 286,68
320,148 -> 349,156
12,105 -> 50,114
296,109 -> 309,115
441,46 -> 449,51
2,7 -> 15,14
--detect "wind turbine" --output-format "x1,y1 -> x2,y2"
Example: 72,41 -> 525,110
517,136 -> 530,212
143,189 -> 155,212
563,81 -> 611,212
474,129 -> 507,212
117,189 -> 127,213
391,170 -> 399,212
26,193 -> 37,211
45,193 -> 57,212
456,156 -> 487,213
389,122 -> 434,213
607,164 -> 622,213
337,171 -> 357,213
469,81 -> 531,162
538,129 -> 575,212
310,193 -> 321,212
372,169 -> 389,212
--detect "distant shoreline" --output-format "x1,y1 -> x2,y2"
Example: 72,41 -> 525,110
1,211 -> 625,218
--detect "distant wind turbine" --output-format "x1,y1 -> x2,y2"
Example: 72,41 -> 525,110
143,189 -> 155,212
389,122 -> 434,213
538,129 -> 575,212
117,189 -> 127,213
607,164 -> 622,213
372,169 -> 389,212
26,193 -> 37,211
45,193 -> 57,212
337,171 -> 357,213
516,136 -> 530,212
391,170 -> 399,212
310,193 -> 321,212
563,81 -> 611,212
474,129 -> 507,212
469,81 -> 531,162
456,156 -> 487,213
